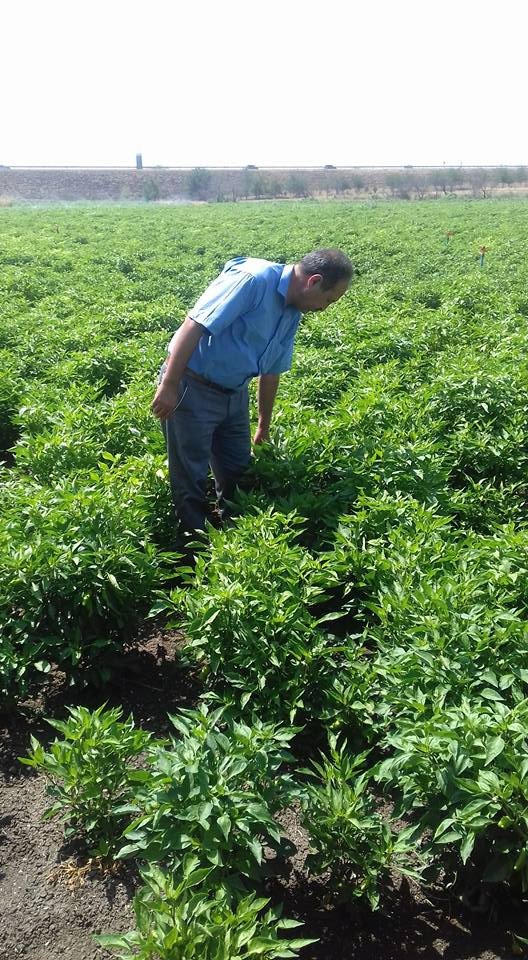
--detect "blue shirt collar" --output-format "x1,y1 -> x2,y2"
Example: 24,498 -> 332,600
278,264 -> 293,302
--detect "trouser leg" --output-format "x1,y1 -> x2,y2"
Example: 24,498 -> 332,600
161,377 -> 227,533
210,386 -> 251,521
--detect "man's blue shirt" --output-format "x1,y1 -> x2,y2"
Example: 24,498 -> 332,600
168,257 -> 302,390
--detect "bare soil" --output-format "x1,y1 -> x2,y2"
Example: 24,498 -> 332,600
0,625 -> 521,960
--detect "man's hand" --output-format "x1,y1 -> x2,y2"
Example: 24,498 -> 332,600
255,374 -> 279,445
253,425 -> 270,445
151,381 -> 180,420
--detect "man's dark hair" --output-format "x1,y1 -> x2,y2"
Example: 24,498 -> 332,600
299,248 -> 354,290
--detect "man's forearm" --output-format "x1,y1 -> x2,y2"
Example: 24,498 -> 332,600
163,316 -> 204,384
151,316 -> 204,420
257,374 -> 280,431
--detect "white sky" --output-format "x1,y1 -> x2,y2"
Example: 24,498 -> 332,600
2,0 -> 526,168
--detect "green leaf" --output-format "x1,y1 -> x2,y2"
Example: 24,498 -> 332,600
248,838 -> 263,864
34,660 -> 52,673
480,688 -> 505,702
116,842 -> 146,859
435,829 -> 463,845
460,832 -> 476,864
485,736 -> 505,766
316,610 -> 347,624
217,814 -> 231,841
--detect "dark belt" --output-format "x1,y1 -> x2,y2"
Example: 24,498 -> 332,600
183,366 -> 237,395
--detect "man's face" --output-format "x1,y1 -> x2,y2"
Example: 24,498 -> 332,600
297,275 -> 349,313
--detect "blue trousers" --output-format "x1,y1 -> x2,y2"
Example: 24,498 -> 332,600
160,368 -> 251,533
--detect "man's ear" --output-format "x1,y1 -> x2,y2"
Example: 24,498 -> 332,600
306,273 -> 323,289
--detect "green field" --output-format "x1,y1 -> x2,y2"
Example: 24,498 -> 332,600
3,199 -> 528,955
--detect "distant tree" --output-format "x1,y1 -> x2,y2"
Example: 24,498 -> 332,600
470,168 -> 492,198
240,170 -> 264,198
349,173 -> 366,191
143,176 -> 161,201
401,170 -> 425,198
241,170 -> 253,199
385,171 -> 412,199
425,167 -> 459,195
413,174 -> 428,200
385,172 -> 401,196
335,176 -> 351,195
493,166 -> 515,186
400,171 -> 415,199
445,167 -> 463,191
427,169 -> 446,195
268,176 -> 285,198
287,173 -> 310,197
188,167 -> 211,200
516,166 -> 527,183
252,174 -> 270,198
426,170 -> 441,194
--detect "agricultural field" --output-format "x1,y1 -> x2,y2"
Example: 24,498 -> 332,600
2,198 -> 528,959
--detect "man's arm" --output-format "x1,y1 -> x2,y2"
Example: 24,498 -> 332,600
151,316 -> 204,420
254,373 -> 280,444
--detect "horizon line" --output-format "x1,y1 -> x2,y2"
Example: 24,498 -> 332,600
2,163 -> 527,171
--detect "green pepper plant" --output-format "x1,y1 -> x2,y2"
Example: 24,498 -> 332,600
300,735 -> 421,909
98,856 -> 316,959
117,704 -> 299,884
20,704 -> 153,857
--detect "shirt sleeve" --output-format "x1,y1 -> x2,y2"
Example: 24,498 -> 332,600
188,268 -> 258,335
264,339 -> 295,375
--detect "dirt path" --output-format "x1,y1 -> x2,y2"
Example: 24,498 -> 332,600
0,770 -> 134,960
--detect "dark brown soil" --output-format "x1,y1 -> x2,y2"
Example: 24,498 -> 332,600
267,806 -> 516,960
0,624 -> 522,960
0,623 -> 199,960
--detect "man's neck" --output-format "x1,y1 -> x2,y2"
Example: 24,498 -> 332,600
285,264 -> 301,307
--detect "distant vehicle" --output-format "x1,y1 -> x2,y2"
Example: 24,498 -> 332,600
245,164 -> 258,170
324,164 -> 336,169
